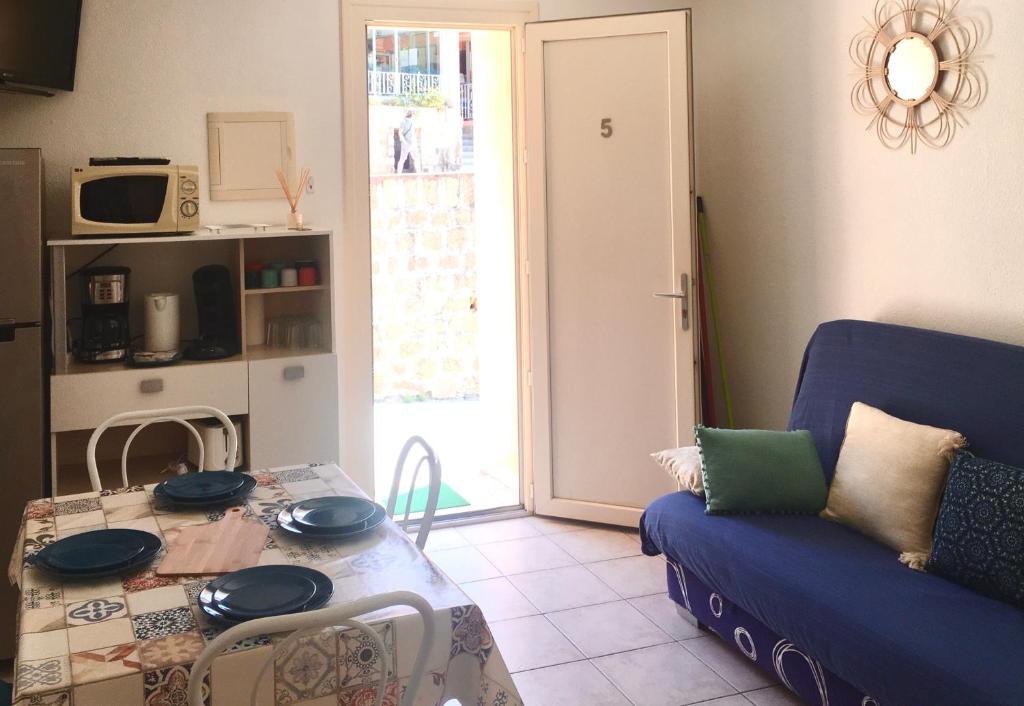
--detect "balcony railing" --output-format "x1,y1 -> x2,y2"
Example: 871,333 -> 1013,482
368,70 -> 441,96
460,83 -> 473,120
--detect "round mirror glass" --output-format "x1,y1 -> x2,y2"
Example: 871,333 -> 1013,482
885,35 -> 938,102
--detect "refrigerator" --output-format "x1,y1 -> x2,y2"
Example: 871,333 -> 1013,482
0,148 -> 46,657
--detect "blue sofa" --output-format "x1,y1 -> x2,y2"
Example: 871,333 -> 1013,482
640,320 -> 1024,706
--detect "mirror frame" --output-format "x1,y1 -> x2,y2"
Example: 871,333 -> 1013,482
850,0 -> 984,153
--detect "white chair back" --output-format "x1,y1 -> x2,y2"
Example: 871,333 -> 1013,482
386,436 -> 442,550
85,405 -> 237,491
187,590 -> 436,706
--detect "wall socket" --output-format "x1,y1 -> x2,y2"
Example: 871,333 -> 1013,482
305,175 -> 315,194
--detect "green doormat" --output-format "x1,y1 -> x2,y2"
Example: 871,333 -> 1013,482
394,482 -> 470,513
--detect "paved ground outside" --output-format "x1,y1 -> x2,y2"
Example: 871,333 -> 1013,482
373,399 -> 520,515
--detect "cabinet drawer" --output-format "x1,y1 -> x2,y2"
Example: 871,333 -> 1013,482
248,353 -> 339,469
51,361 -> 248,432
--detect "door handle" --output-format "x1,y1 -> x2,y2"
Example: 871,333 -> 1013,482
0,319 -> 15,343
653,274 -> 690,331
283,365 -> 305,381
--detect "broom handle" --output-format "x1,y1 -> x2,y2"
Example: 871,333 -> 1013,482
696,197 -> 735,428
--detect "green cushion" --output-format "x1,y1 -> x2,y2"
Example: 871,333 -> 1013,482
695,426 -> 828,515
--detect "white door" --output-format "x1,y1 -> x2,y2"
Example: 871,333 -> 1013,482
526,11 -> 696,526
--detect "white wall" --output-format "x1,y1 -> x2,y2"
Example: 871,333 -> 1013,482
542,0 -> 1024,429
0,0 -> 342,237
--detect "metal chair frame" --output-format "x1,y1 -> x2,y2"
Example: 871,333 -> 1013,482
85,405 -> 237,491
386,436 -> 442,550
187,590 -> 436,706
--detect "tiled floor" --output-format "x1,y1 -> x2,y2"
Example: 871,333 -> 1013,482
426,516 -> 806,706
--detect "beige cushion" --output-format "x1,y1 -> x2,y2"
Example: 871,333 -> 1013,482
821,402 -> 965,569
651,446 -> 704,496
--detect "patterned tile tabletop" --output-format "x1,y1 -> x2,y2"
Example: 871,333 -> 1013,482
9,463 -> 521,706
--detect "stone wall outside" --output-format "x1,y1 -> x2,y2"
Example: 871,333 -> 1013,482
371,172 -> 478,401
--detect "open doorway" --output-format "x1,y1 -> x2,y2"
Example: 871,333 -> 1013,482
365,25 -> 521,518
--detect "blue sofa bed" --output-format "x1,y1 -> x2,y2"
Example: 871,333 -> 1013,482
640,320 -> 1024,706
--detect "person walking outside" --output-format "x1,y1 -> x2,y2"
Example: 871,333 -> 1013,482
396,110 -> 416,173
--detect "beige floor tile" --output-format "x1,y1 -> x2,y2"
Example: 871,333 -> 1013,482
428,545 -> 502,583
522,515 -> 591,535
743,685 -> 805,705
682,635 -> 776,691
459,577 -> 539,622
697,697 -> 754,706
508,565 -> 619,613
546,600 -> 673,658
593,643 -> 736,706
125,584 -> 188,616
586,554 -> 668,598
456,518 -> 541,544
512,660 -> 630,706
548,527 -> 642,563
489,615 -> 584,672
628,593 -> 705,640
19,628 -> 69,659
67,617 -> 134,653
476,535 -> 576,575
417,526 -> 470,552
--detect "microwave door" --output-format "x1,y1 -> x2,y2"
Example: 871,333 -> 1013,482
80,174 -> 169,227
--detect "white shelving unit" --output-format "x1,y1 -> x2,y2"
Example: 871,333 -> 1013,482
47,227 -> 339,495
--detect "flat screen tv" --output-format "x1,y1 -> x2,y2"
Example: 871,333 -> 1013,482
0,0 -> 83,92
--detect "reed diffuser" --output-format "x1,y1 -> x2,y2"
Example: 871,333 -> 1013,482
276,167 -> 311,230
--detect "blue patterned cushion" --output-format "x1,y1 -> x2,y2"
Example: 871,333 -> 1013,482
927,452 -> 1024,608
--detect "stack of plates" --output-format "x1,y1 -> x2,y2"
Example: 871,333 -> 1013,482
199,565 -> 333,624
277,496 -> 386,539
154,471 -> 256,507
33,529 -> 161,580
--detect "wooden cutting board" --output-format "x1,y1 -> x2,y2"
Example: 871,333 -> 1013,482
156,507 -> 268,576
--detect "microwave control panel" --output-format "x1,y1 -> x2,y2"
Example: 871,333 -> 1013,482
177,167 -> 200,229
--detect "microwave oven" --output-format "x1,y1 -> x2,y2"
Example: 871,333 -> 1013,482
71,164 -> 200,236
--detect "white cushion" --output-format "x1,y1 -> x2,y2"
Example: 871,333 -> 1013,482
651,446 -> 704,496
821,402 -> 965,569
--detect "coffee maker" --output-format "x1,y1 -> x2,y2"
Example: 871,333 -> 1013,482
77,266 -> 131,362
185,264 -> 238,360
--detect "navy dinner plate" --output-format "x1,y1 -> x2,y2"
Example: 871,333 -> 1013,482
199,566 -> 333,623
159,471 -> 246,500
276,497 -> 387,538
154,473 -> 256,507
34,529 -> 161,579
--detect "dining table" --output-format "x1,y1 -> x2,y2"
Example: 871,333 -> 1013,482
7,463 -> 522,706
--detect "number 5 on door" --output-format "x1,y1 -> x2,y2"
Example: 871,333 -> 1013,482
600,118 -> 613,138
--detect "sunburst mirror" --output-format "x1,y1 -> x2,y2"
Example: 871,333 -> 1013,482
850,0 -> 984,153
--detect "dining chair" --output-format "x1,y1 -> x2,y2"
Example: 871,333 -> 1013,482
85,405 -> 237,492
187,590 -> 437,706
386,435 -> 442,550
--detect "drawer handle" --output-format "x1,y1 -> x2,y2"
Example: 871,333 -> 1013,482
140,379 -> 164,394
283,365 -> 305,381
